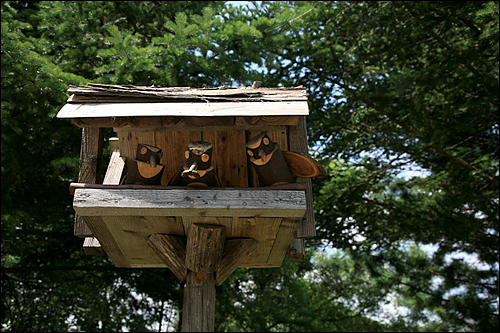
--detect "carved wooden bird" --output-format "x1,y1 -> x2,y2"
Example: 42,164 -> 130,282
247,132 -> 326,187
179,141 -> 221,187
125,143 -> 164,185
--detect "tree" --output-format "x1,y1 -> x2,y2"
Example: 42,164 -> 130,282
254,1 -> 498,330
2,1 -> 498,331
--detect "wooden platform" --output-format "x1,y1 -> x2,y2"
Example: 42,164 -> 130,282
73,186 -> 306,268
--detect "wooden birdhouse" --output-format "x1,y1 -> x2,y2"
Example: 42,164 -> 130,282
57,83 -> 324,331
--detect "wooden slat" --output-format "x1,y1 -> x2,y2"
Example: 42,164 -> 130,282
82,237 -> 104,256
66,85 -> 307,103
82,216 -> 129,267
84,146 -> 124,255
267,218 -> 301,265
202,130 -> 248,187
56,101 -> 309,118
102,149 -> 126,185
287,237 -> 306,261
68,182 -> 307,195
102,216 -> 166,267
102,215 -> 183,268
154,131 -> 202,186
70,116 -> 298,129
73,188 -> 306,218
117,131 -> 155,163
232,217 -> 283,266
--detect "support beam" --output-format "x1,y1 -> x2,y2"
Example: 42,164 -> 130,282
147,234 -> 188,281
215,238 -> 257,286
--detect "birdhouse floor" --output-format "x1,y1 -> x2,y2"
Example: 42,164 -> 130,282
73,186 -> 306,268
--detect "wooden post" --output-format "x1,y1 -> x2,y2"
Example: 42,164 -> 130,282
288,116 -> 316,238
182,271 -> 216,332
75,127 -> 104,237
182,224 -> 225,332
83,145 -> 124,255
147,227 -> 258,332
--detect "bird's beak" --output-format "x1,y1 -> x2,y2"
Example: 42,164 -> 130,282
187,161 -> 197,171
257,148 -> 265,158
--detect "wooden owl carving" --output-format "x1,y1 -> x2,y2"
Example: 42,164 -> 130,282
246,132 -> 295,186
246,132 -> 326,187
125,143 -> 164,185
179,141 -> 221,187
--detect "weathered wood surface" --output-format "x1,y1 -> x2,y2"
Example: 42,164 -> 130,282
289,116 -> 316,238
185,224 -> 226,274
72,188 -> 305,268
147,234 -> 188,281
69,182 -> 307,195
182,271 -> 216,332
82,237 -> 104,256
82,215 -> 129,267
65,83 -> 307,103
102,149 -> 125,185
287,237 -> 306,261
84,147 -> 125,255
74,127 -> 104,237
73,188 -> 306,218
70,116 -> 298,130
215,238 -> 257,286
57,101 -> 308,118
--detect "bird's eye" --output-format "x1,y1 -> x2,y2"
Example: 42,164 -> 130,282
201,153 -> 210,162
185,151 -> 190,159
263,137 -> 270,145
140,147 -> 148,155
247,149 -> 254,157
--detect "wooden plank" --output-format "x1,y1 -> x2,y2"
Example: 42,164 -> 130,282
82,216 -> 129,267
235,116 -> 298,127
202,130 -> 248,187
74,127 -> 104,237
233,217 -> 283,266
66,85 -> 307,103
56,101 -> 309,118
105,215 -> 184,267
289,116 -> 316,238
83,237 -> 104,256
117,131 -> 155,162
102,149 -> 126,185
102,216 -> 162,267
73,188 -> 307,218
83,146 -> 124,255
154,131 -> 202,186
267,218 -> 301,265
70,116 -> 298,130
68,182 -> 307,194
287,237 -> 306,261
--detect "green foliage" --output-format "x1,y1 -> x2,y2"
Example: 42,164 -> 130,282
1,1 -> 498,332
267,1 -> 499,330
